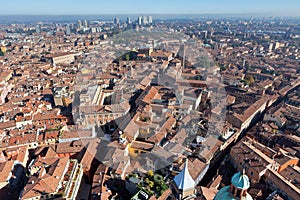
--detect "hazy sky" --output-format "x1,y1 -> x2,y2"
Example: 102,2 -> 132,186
1,0 -> 300,16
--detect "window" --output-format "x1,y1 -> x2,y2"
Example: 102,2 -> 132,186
250,171 -> 254,176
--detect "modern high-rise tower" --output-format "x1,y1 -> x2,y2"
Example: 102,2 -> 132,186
138,16 -> 142,26
65,24 -> 71,35
127,17 -> 131,24
77,20 -> 82,30
148,16 -> 153,24
83,20 -> 88,29
142,16 -> 148,25
113,17 -> 120,24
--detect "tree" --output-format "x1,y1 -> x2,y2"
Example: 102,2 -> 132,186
147,170 -> 154,178
155,185 -> 161,192
194,75 -> 203,80
133,173 -> 139,178
244,74 -> 255,86
125,53 -> 130,61
153,174 -> 163,186
145,189 -> 154,196
148,181 -> 154,188
145,178 -> 149,183
30,54 -> 39,59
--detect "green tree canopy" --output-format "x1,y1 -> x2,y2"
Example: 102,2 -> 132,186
147,170 -> 154,178
153,174 -> 163,186
244,74 -> 255,85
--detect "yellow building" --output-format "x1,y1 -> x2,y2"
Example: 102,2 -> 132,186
0,46 -> 6,53
129,140 -> 154,157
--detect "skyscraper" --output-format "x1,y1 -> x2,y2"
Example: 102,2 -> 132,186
65,24 -> 71,35
84,20 -> 88,29
138,16 -> 142,26
127,17 -> 131,24
142,16 -> 148,25
77,20 -> 82,30
113,17 -> 119,25
148,16 -> 153,24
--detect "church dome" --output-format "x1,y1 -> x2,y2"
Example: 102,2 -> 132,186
214,186 -> 253,200
231,172 -> 250,190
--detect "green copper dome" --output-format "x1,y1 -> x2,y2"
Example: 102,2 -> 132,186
214,186 -> 253,200
231,172 -> 250,190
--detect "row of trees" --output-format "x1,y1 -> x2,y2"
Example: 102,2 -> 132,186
135,170 -> 168,197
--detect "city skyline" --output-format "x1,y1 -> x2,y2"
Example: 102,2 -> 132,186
1,2 -> 300,200
1,0 -> 300,16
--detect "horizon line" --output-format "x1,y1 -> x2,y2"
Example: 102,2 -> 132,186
0,13 -> 300,17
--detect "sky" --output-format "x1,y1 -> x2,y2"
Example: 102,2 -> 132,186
1,0 -> 300,16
